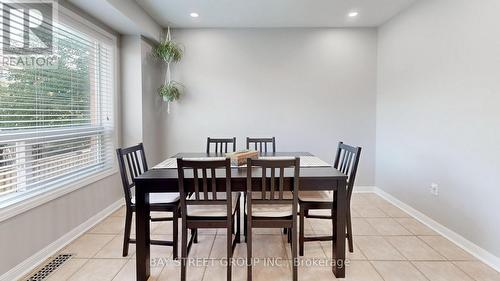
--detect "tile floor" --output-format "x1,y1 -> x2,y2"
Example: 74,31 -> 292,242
23,193 -> 500,281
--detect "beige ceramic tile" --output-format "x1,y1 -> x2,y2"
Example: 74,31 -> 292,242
110,206 -> 126,217
309,218 -> 332,235
419,236 -> 475,261
45,259 -> 88,281
298,264 -> 336,281
365,218 -> 412,236
68,259 -> 127,281
377,203 -> 411,218
386,236 -> 444,261
352,205 -> 388,218
61,234 -> 115,258
112,258 -> 163,281
157,261 -> 205,281
371,261 -> 428,281
89,216 -> 126,234
395,218 -> 438,235
354,236 -> 405,260
343,260 -> 384,281
249,234 -> 287,258
202,262 -> 246,281
250,263 -> 292,281
351,218 -> 380,236
321,240 -> 367,260
95,234 -> 134,259
453,261 -> 500,281
413,261 -> 474,281
209,234 -> 245,259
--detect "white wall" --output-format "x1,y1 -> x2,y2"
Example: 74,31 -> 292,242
120,35 -> 168,165
0,175 -> 122,276
141,39 -> 168,165
377,0 -> 500,257
164,28 -> 377,185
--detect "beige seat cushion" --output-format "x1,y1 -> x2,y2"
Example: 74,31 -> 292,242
187,192 -> 240,217
246,204 -> 293,217
131,193 -> 180,204
246,191 -> 294,217
298,191 -> 333,202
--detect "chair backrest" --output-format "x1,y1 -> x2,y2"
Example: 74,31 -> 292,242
333,142 -> 362,200
206,137 -> 236,154
177,158 -> 232,219
246,157 -> 300,214
116,143 -> 148,206
246,137 -> 276,154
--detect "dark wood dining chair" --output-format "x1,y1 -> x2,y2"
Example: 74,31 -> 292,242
206,137 -> 236,154
246,137 -> 276,154
298,142 -> 361,255
177,158 -> 241,281
116,143 -> 180,258
246,157 -> 300,281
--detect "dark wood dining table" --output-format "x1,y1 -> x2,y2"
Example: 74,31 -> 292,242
134,152 -> 348,280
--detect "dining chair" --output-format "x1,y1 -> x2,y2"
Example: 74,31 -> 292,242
246,137 -> 276,154
246,157 -> 300,281
116,143 -> 180,258
298,142 -> 361,255
177,158 -> 241,281
206,137 -> 236,154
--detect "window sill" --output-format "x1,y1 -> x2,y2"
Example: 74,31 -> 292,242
0,169 -> 118,222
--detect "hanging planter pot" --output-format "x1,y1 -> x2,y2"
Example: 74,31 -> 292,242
152,27 -> 184,113
159,81 -> 183,113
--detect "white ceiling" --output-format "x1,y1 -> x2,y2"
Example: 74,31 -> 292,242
136,0 -> 417,28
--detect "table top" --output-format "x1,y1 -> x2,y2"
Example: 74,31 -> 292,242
135,152 -> 347,191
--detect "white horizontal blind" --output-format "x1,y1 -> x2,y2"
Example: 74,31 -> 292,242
0,3 -> 116,206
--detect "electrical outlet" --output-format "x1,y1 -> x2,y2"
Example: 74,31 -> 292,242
430,183 -> 439,196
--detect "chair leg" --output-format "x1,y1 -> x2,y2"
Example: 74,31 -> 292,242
172,208 -> 179,259
243,193 -> 248,243
227,223 -> 233,281
247,220 -> 252,281
292,220 -> 298,281
299,207 -> 305,256
283,228 -> 288,234
181,219 -> 188,281
287,228 -> 292,244
122,209 -> 132,257
236,202 -> 241,243
192,228 -> 198,243
346,208 -> 354,253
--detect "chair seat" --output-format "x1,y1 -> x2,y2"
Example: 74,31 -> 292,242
299,191 -> 333,202
246,191 -> 294,217
131,193 -> 180,204
246,204 -> 293,217
187,192 -> 240,217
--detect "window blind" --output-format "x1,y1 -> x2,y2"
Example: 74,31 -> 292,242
0,3 -> 116,207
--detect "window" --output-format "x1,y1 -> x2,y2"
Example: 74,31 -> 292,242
0,3 -> 116,208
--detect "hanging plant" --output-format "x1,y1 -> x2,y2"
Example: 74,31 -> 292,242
152,40 -> 183,63
159,81 -> 182,102
152,27 -> 183,113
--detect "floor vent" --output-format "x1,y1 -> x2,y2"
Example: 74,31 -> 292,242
26,254 -> 73,281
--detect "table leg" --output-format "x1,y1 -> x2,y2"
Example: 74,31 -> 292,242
332,180 -> 346,278
136,186 -> 150,281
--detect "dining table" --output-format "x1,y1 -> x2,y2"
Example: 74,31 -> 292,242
134,152 -> 348,280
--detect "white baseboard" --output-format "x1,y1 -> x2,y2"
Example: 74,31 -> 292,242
374,187 -> 500,272
0,199 -> 124,281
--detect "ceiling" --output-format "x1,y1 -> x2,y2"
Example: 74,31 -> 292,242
136,0 -> 417,28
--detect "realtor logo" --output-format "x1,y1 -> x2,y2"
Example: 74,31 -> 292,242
1,0 -> 58,68
1,0 -> 54,54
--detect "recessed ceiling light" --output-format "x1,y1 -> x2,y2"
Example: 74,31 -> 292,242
348,11 -> 359,18
190,12 -> 199,18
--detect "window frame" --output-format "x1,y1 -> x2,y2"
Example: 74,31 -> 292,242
0,3 -> 119,222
